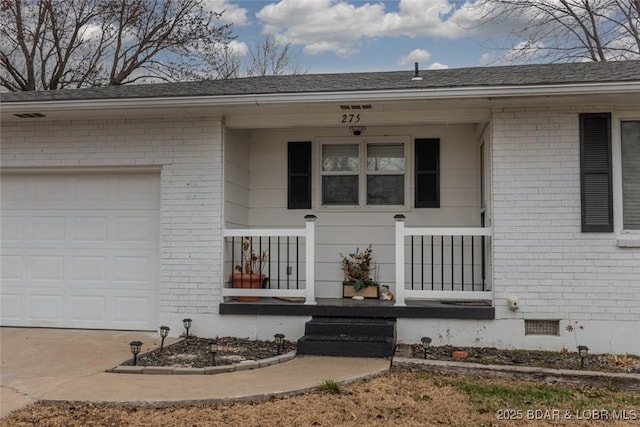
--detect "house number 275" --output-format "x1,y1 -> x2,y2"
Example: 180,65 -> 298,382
341,114 -> 361,123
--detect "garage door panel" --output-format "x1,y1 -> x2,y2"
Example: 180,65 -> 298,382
28,293 -> 63,321
0,293 -> 21,320
73,216 -> 109,242
1,172 -> 159,330
70,295 -> 106,322
1,216 -> 24,241
112,294 -> 153,324
31,216 -> 66,242
113,256 -> 154,286
30,255 -> 65,281
1,254 -> 23,279
70,256 -> 107,282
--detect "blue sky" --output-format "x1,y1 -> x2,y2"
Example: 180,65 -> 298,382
208,0 -> 512,74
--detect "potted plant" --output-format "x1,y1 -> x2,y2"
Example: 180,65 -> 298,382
340,245 -> 379,298
232,237 -> 268,302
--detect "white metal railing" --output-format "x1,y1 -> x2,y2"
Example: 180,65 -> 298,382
394,215 -> 492,306
223,215 -> 316,305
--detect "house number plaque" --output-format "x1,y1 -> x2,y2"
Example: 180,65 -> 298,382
341,113 -> 361,123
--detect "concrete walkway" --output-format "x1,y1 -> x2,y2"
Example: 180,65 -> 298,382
0,328 -> 390,418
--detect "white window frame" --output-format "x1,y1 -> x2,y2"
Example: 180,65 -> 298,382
612,112 -> 640,240
316,136 -> 410,210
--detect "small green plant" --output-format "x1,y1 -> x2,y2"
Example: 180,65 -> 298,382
321,379 -> 342,395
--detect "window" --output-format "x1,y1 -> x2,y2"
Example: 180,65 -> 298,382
621,121 -> 640,230
319,139 -> 407,207
579,113 -> 613,232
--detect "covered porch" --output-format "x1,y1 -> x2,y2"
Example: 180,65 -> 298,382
220,216 -> 494,319
221,102 -> 493,319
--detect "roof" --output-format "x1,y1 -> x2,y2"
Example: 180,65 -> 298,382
2,60 -> 640,104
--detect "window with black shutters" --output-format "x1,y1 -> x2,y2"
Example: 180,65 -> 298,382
415,138 -> 440,208
580,113 -> 613,232
288,141 -> 312,209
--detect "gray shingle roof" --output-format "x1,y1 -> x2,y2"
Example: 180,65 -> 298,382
2,60 -> 639,103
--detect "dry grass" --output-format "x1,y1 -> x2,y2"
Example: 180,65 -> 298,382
3,369 -> 639,427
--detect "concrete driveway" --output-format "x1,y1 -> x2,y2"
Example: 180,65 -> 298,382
0,327 -> 162,417
1,327 -> 391,420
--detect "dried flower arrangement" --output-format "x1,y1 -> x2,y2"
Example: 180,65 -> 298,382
340,245 -> 377,291
235,236 -> 268,276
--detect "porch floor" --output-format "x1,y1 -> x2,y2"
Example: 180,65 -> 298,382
219,298 -> 494,319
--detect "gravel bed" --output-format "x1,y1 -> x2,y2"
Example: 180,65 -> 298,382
123,336 -> 296,368
395,344 -> 640,373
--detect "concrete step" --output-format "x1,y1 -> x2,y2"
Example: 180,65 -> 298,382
304,317 -> 396,338
297,334 -> 395,358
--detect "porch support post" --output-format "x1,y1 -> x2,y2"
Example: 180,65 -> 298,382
394,214 -> 406,307
304,215 -> 317,305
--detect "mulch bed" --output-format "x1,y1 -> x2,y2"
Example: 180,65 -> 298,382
123,335 -> 639,374
123,336 -> 296,368
395,344 -> 640,374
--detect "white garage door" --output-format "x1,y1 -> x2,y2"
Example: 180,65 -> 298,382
1,172 -> 159,330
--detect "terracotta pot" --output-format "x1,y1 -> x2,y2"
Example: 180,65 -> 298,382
452,350 -> 469,360
232,273 -> 265,302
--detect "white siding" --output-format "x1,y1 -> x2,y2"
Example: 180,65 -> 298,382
1,117 -> 224,331
246,125 -> 482,297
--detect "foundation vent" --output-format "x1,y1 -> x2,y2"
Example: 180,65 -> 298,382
524,319 -> 560,336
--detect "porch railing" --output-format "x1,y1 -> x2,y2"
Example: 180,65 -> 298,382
222,215 -> 316,304
394,215 -> 492,306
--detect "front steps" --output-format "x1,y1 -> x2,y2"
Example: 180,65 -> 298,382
297,316 -> 396,358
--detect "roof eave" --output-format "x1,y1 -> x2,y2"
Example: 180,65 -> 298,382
2,81 -> 639,114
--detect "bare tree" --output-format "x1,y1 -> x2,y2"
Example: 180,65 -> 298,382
245,34 -> 303,77
1,0 -> 233,91
473,0 -> 640,62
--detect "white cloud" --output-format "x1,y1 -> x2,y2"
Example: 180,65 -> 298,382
399,49 -> 431,65
256,0 -> 482,56
427,62 -> 448,70
203,0 -> 249,26
227,40 -> 249,56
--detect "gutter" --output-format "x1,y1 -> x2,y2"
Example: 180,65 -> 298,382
2,82 -> 640,113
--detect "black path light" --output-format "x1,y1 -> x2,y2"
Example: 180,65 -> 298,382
577,345 -> 589,369
274,333 -> 285,355
129,341 -> 143,366
421,337 -> 432,359
209,339 -> 218,366
183,318 -> 192,338
159,326 -> 170,351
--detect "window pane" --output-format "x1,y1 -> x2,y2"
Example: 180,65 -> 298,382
367,175 -> 404,205
322,144 -> 359,172
367,143 -> 405,171
322,176 -> 359,205
622,121 -> 640,230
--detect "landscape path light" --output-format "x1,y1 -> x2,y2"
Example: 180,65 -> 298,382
129,341 -> 143,366
183,318 -> 192,338
159,326 -> 170,351
209,340 -> 218,366
274,333 -> 285,355
421,337 -> 432,359
577,345 -> 589,369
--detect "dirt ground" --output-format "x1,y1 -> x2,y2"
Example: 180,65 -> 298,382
3,369 -> 639,427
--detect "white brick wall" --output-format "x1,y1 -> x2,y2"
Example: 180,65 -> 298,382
492,108 -> 640,325
1,117 -> 224,322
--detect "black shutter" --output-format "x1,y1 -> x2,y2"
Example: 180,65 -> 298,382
580,113 -> 613,232
415,138 -> 440,208
288,141 -> 312,209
